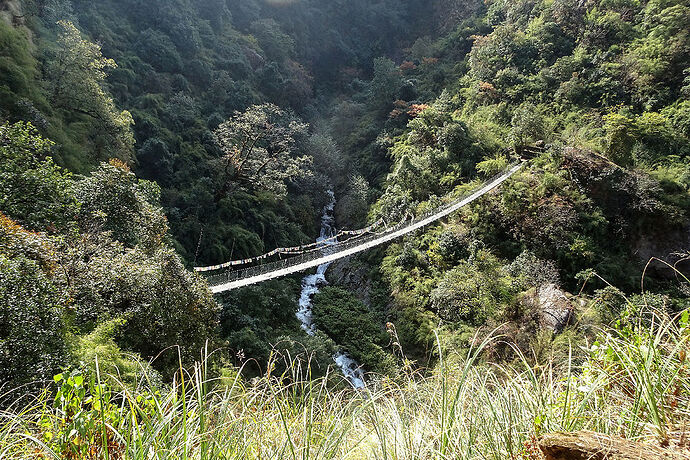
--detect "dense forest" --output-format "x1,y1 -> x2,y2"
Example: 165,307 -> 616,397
1,0 -> 690,457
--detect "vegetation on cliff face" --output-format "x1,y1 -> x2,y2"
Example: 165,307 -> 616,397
318,0 -> 690,369
0,0 -> 689,457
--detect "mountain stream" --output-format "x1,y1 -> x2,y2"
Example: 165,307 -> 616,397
295,190 -> 365,388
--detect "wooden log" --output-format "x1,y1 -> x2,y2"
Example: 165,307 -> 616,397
539,431 -> 690,460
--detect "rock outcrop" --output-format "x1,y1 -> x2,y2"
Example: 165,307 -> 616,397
327,257 -> 374,306
539,431 -> 690,460
521,283 -> 574,333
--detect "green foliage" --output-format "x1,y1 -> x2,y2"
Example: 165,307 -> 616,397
507,250 -> 560,288
0,22 -> 44,120
14,0 -> 430,268
69,317 -> 161,388
213,103 -> 312,198
46,21 -> 134,161
375,92 -> 487,213
0,122 -> 78,231
369,57 -> 404,112
135,28 -> 183,73
603,111 -> 642,166
430,249 -> 519,324
219,280 -> 302,374
114,248 -> 220,376
0,122 -> 220,386
510,103 -> 547,147
2,299 -> 688,459
336,175 -> 371,227
476,153 -> 509,177
312,287 -> 394,373
250,19 -> 295,62
0,253 -> 66,388
1,0 -> 689,416
40,370 -> 128,458
75,159 -> 167,248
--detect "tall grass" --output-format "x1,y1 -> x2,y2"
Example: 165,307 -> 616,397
1,306 -> 688,459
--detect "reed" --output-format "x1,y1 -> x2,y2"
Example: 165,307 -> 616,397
1,304 -> 688,459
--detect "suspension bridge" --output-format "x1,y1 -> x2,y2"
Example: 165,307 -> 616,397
198,162 -> 524,293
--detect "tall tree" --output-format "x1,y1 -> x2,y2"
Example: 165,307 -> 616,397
213,103 -> 312,199
46,21 -> 134,161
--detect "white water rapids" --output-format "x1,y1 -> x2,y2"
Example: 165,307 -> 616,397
296,190 -> 366,389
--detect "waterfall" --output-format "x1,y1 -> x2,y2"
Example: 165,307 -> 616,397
295,190 -> 365,389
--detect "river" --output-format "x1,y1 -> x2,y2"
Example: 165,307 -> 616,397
295,190 -> 365,388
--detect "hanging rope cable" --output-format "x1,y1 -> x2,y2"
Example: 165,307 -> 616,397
194,217 -> 385,272
195,163 -> 524,288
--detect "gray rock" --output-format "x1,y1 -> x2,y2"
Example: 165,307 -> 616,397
537,283 -> 574,332
520,283 -> 574,333
327,257 -> 373,306
633,227 -> 690,279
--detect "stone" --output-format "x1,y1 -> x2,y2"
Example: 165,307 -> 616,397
539,431 -> 690,460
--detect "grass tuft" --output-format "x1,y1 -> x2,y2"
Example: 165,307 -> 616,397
0,305 -> 688,459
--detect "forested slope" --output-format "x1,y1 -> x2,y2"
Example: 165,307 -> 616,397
1,0 -> 690,458
0,0 -> 436,387
1,0 -> 689,418
311,0 -> 690,370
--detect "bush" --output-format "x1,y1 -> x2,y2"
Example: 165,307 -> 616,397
0,122 -> 78,232
510,103 -> 546,147
312,287 -> 393,373
75,160 -> 168,248
430,251 -> 518,325
0,254 -> 66,388
476,153 -> 509,177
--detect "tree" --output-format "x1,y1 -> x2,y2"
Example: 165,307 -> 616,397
0,122 -> 78,232
213,103 -> 312,198
510,103 -> 546,147
337,175 -> 370,227
75,159 -> 167,248
430,252 -> 517,325
476,153 -> 509,177
135,28 -> 183,73
369,57 -> 402,112
0,212 -> 67,389
113,247 -> 220,376
250,19 -> 295,62
0,253 -> 67,388
46,21 -> 134,161
137,137 -> 173,181
197,0 -> 231,32
40,0 -> 78,26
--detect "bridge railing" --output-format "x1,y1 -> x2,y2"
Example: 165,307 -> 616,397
204,216 -> 411,287
203,164 -> 521,289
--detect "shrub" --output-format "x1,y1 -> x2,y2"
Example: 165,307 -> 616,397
510,103 -> 546,147
0,254 -> 66,388
312,287 -> 393,372
476,153 -> 509,177
0,122 -> 78,232
430,251 -> 518,325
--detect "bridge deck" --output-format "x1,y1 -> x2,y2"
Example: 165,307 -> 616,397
207,163 -> 523,293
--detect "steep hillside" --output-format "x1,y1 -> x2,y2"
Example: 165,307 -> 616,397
0,3 -> 689,453
314,0 -> 690,368
0,0 -> 438,387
